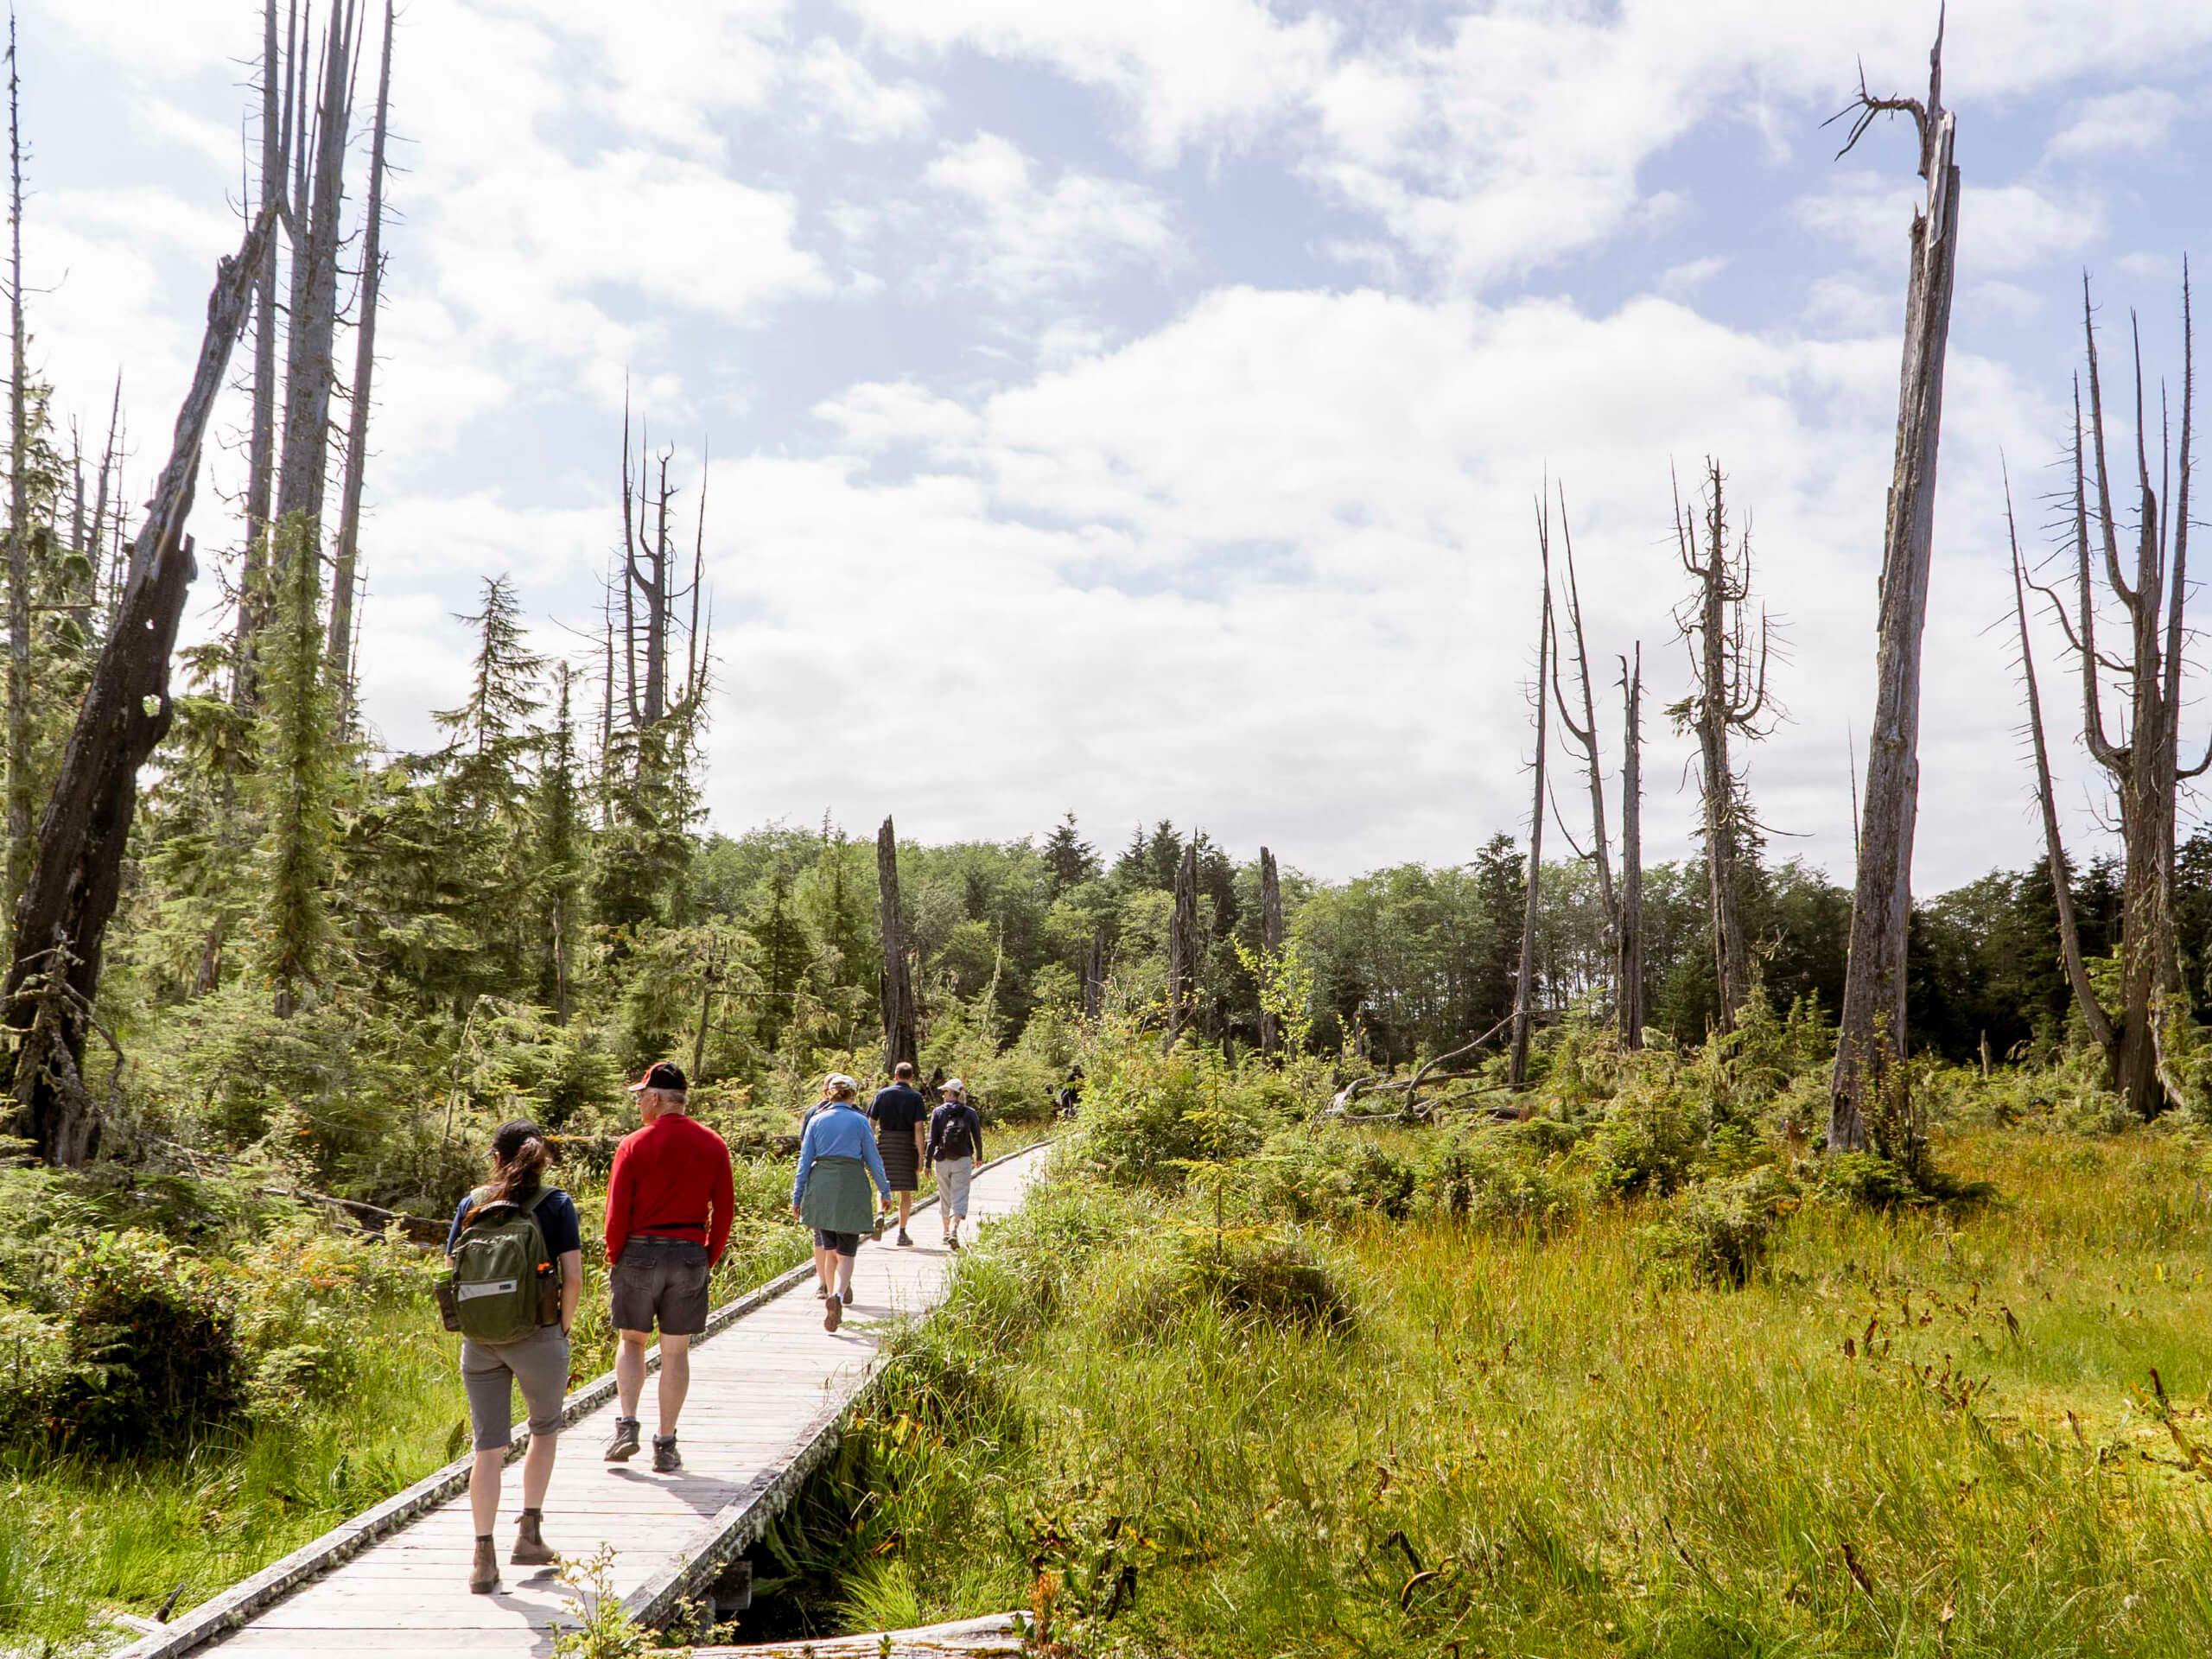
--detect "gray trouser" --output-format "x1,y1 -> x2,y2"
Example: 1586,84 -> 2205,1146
937,1156 -> 975,1219
461,1325 -> 570,1451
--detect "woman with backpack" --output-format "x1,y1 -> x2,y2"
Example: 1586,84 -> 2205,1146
443,1120 -> 584,1595
790,1075 -> 892,1332
925,1078 -> 986,1250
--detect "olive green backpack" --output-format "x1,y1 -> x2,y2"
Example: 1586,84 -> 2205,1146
439,1187 -> 557,1344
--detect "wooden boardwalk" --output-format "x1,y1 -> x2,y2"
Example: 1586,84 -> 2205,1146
122,1145 -> 1050,1659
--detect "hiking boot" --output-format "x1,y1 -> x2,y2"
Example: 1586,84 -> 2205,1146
897,1230 -> 912,1248
602,1416 -> 642,1462
814,1282 -> 829,1299
512,1511 -> 555,1566
823,1291 -> 842,1332
947,1235 -> 962,1253
470,1535 -> 500,1594
652,1434 -> 683,1474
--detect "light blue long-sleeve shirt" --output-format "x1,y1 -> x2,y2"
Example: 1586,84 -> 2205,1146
792,1100 -> 892,1205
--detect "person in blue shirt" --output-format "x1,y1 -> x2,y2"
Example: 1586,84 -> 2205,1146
790,1074 -> 892,1332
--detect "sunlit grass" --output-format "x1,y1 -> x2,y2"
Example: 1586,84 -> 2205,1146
826,1123 -> 2212,1658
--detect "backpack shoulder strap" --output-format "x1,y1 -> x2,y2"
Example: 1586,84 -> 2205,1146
518,1187 -> 554,1216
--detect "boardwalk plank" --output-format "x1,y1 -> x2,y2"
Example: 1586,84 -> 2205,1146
121,1147 -> 1046,1659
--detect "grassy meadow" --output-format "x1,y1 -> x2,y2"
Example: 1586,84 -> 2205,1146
759,1058 -> 2212,1659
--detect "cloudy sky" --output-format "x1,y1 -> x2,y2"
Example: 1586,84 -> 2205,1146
23,0 -> 2212,887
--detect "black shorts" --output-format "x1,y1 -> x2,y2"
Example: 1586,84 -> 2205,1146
610,1236 -> 711,1336
814,1229 -> 860,1257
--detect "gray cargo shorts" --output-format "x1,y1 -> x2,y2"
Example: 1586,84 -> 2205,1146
461,1324 -> 570,1452
610,1236 -> 712,1336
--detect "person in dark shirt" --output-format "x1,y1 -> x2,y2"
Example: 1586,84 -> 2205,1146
445,1120 -> 582,1594
925,1079 -> 985,1250
868,1061 -> 930,1247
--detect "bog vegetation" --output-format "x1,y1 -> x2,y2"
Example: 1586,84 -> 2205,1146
1,9 -> 2208,1659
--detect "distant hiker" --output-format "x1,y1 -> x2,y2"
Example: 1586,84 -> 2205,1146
791,1073 -> 892,1332
442,1120 -> 582,1596
868,1060 -> 930,1246
925,1077 -> 986,1250
602,1061 -> 734,1475
1055,1065 -> 1085,1121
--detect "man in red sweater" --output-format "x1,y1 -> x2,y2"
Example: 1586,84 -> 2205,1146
601,1062 -> 734,1473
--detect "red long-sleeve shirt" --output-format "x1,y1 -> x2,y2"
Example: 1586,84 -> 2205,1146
604,1111 -> 735,1267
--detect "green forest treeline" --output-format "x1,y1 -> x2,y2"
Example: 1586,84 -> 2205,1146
18,560 -> 2196,1213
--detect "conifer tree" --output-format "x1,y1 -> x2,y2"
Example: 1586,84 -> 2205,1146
251,514 -> 339,1014
534,664 -> 584,1022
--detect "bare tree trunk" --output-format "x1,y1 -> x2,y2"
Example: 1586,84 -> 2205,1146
88,378 -> 119,623
2012,278 -> 2197,1118
1829,28 -> 1959,1157
272,3 -> 357,545
1673,461 -> 1769,1032
1510,510 -> 1553,1090
1083,926 -> 1105,1022
1257,844 -> 1283,1056
2009,491 -> 2116,1054
327,0 -> 392,728
1165,836 -> 1198,1049
3,16 -> 28,920
4,211 -> 271,1166
875,815 -> 917,1073
236,0 -> 289,706
1617,644 -> 1645,1049
640,454 -> 671,723
1549,491 -> 1615,922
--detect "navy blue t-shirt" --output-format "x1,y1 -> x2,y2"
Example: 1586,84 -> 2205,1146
446,1186 -> 583,1260
869,1084 -> 929,1134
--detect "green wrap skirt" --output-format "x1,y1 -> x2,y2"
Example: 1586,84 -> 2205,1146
799,1154 -> 875,1236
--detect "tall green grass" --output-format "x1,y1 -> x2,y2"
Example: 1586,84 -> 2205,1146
817,1126 -> 2212,1658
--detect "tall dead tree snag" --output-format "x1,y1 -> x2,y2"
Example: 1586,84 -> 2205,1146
5,212 -> 272,1166
1548,486 -> 1643,1047
1165,837 -> 1198,1048
1617,645 -> 1646,1047
1510,504 -> 1554,1090
2017,277 -> 2198,1119
4,13 -> 29,919
1257,845 -> 1283,1056
327,0 -> 395,726
875,815 -> 918,1075
1827,28 -> 1961,1154
2008,487 -> 2118,1061
1671,461 -> 1771,1033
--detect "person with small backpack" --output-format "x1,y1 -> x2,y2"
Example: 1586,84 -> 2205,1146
925,1078 -> 986,1250
442,1120 -> 583,1596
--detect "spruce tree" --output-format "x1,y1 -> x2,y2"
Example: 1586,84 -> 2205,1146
251,512 -> 339,1014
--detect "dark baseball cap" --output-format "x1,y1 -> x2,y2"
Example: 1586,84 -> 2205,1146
628,1060 -> 688,1093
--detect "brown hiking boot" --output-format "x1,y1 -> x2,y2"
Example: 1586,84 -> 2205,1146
602,1416 -> 641,1462
824,1291 -> 842,1332
652,1434 -> 683,1474
512,1511 -> 555,1566
469,1535 -> 500,1594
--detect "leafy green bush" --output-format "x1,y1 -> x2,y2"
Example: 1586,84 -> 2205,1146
1422,1132 -> 1577,1232
1587,1077 -> 1707,1197
1079,1039 -> 1272,1190
48,1230 -> 250,1455
1815,1150 -> 1923,1211
1643,1166 -> 1797,1287
1257,1130 -> 1416,1221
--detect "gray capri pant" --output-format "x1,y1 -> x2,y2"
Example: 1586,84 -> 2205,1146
461,1325 -> 571,1451
937,1155 -> 975,1219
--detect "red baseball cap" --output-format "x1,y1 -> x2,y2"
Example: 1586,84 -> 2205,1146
628,1060 -> 688,1093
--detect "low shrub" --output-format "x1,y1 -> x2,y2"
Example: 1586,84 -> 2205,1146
48,1230 -> 250,1456
1643,1166 -> 1797,1287
1424,1132 -> 1578,1232
1174,1232 -> 1354,1332
1079,1042 -> 1273,1190
1257,1130 -> 1416,1222
1587,1078 -> 1707,1197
